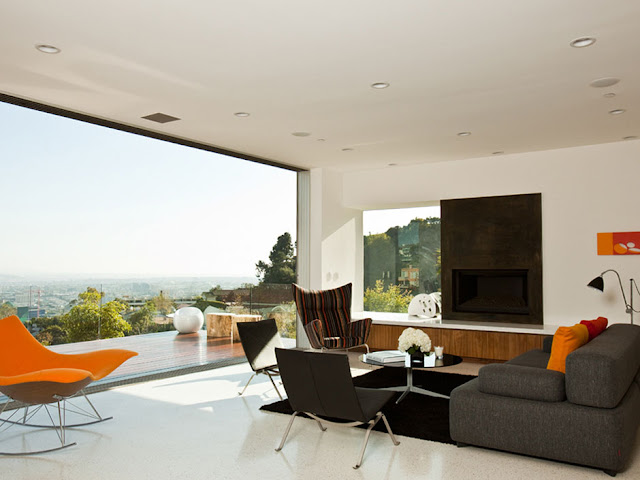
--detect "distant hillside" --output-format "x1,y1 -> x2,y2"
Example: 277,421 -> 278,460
0,275 -> 258,287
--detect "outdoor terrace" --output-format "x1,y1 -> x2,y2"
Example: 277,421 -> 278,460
1,329 -> 295,406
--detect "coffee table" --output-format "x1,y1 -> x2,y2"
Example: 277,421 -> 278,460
360,353 -> 463,403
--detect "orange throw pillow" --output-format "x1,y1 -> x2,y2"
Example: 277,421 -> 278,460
547,324 -> 589,373
580,317 -> 608,341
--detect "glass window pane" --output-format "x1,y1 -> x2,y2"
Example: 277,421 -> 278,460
0,101 -> 297,343
363,206 -> 441,313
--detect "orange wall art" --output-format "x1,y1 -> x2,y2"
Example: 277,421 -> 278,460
597,232 -> 640,255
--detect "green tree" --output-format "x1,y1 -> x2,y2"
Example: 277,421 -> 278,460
415,217 -> 441,293
151,291 -> 175,315
24,316 -> 69,345
206,285 -> 222,300
256,232 -> 296,284
363,232 -> 396,291
191,295 -> 226,313
63,287 -> 130,342
269,302 -> 296,339
25,315 -> 64,331
36,325 -> 68,346
364,280 -> 413,313
0,301 -> 17,318
127,303 -> 157,335
363,216 -> 441,296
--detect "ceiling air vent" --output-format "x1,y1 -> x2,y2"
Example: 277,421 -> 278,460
141,112 -> 180,124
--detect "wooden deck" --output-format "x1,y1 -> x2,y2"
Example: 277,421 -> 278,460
48,330 -> 249,390
2,330 -> 295,406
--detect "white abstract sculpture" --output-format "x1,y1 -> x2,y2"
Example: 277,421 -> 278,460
429,292 -> 442,312
408,293 -> 440,318
173,307 -> 204,334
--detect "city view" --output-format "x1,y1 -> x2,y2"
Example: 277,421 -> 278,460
0,275 -> 259,319
0,232 -> 297,346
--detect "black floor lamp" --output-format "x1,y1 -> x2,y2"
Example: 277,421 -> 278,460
587,269 -> 638,324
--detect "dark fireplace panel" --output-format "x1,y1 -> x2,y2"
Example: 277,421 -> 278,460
454,269 -> 529,315
441,193 -> 542,325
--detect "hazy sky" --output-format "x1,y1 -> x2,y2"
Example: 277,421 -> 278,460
1,102 -> 297,279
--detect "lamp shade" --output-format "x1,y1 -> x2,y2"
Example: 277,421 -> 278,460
587,276 -> 604,291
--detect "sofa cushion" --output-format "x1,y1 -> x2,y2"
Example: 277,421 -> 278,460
479,363 -> 566,402
507,348 -> 550,369
566,324 -> 640,408
580,316 -> 608,341
547,324 -> 589,373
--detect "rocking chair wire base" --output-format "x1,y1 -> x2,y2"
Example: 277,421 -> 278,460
0,390 -> 111,456
0,440 -> 77,456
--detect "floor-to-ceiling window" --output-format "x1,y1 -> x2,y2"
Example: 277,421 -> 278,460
0,101 -> 298,343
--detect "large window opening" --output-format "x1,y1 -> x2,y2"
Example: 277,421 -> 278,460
363,206 -> 441,313
0,101 -> 298,345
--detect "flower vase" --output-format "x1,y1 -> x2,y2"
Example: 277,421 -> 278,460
410,351 -> 424,366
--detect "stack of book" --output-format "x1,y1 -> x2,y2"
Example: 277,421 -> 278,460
365,350 -> 406,364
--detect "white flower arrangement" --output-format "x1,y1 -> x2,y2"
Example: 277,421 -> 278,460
398,327 -> 432,355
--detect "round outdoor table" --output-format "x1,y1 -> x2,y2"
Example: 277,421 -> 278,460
360,353 -> 463,404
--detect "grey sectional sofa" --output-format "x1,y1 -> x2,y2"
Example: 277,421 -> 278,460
450,324 -> 640,475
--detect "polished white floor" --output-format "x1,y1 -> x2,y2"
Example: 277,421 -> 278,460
2,361 -> 639,480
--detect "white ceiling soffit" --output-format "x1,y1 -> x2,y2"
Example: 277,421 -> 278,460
0,1 -> 638,172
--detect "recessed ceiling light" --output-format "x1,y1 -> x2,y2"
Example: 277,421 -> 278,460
603,93 -> 616,98
623,136 -> 637,140
570,37 -> 596,48
492,151 -> 504,155
342,148 -> 354,152
35,44 -> 60,54
590,77 -> 620,88
457,132 -> 471,137
141,112 -> 180,124
234,112 -> 250,117
609,109 -> 626,115
292,132 -> 311,137
371,82 -> 390,89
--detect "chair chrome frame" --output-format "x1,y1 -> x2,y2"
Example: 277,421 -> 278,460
238,366 -> 283,401
275,410 -> 399,469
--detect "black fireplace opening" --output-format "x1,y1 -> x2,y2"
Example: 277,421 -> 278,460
453,269 -> 529,315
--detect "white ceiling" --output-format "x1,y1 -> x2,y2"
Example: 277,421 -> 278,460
1,1 -> 639,172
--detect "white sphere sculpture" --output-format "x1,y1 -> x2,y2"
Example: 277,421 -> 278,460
173,307 -> 204,334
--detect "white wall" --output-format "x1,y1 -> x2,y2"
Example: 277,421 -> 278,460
307,168 -> 363,308
310,139 -> 640,327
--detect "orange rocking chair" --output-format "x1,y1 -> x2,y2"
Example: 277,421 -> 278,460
0,315 -> 137,455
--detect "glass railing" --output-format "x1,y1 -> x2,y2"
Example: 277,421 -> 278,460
216,283 -> 296,338
2,281 -> 296,345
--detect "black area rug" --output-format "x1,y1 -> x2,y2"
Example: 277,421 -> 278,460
260,369 -> 476,445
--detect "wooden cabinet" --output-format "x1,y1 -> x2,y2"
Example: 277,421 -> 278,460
368,323 -> 548,362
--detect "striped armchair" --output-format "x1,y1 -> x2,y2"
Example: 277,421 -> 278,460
292,283 -> 371,352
